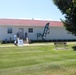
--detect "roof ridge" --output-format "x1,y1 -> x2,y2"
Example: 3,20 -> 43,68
0,18 -> 61,22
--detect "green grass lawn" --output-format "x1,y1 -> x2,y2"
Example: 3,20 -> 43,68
0,43 -> 76,75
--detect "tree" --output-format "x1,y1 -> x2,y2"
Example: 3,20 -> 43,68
53,0 -> 76,35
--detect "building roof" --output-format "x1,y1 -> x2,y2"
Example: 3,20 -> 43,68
0,18 -> 63,27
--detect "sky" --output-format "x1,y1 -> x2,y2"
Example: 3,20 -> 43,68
0,0 -> 65,21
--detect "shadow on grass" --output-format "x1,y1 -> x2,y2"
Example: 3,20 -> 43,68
72,46 -> 76,51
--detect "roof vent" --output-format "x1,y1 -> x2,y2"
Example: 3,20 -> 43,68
32,18 -> 34,20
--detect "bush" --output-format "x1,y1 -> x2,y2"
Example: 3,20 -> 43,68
0,40 -> 2,44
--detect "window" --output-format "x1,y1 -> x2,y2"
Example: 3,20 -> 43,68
28,28 -> 33,33
7,28 -> 12,34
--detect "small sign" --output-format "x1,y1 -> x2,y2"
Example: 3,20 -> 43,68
18,39 -> 23,46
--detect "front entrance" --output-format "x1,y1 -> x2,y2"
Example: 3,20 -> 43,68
19,28 -> 24,39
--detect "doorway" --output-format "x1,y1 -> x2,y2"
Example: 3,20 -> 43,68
19,28 -> 24,39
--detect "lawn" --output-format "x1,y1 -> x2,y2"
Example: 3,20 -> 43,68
0,43 -> 76,75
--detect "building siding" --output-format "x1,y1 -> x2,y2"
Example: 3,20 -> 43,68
0,26 -> 76,41
46,27 -> 76,40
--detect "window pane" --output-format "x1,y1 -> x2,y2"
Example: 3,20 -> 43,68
7,28 -> 12,34
28,28 -> 33,33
